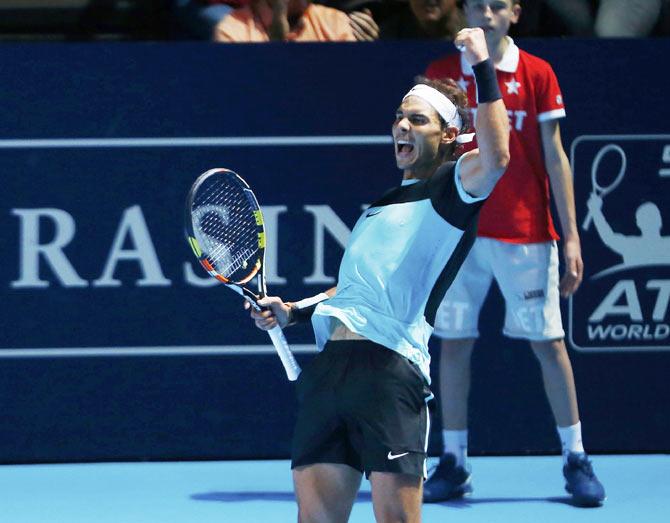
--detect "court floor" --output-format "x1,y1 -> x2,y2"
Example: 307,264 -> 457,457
1,455 -> 667,523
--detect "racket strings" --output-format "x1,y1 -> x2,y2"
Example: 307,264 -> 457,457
193,179 -> 261,278
221,246 -> 258,275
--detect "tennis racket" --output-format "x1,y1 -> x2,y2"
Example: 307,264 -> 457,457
185,168 -> 301,381
582,144 -> 626,231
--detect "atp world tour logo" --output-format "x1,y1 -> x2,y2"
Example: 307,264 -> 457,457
569,135 -> 670,352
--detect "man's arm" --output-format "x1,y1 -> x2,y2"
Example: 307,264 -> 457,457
267,0 -> 290,41
540,119 -> 583,297
456,29 -> 510,198
247,287 -> 336,330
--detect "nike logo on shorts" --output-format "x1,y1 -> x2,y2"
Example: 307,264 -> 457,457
387,451 -> 409,460
366,209 -> 382,218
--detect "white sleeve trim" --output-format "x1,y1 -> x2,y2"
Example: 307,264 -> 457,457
537,108 -> 566,122
455,153 -> 488,204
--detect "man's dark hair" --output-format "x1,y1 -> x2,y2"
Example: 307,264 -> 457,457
413,75 -> 471,160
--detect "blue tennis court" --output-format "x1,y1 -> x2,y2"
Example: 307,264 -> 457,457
2,455 -> 666,522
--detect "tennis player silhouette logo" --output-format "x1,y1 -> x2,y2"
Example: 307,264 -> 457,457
583,144 -> 670,278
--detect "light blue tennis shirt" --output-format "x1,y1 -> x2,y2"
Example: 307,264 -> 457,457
311,156 -> 487,384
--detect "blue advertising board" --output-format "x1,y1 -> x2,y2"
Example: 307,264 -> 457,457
1,137 -> 389,353
0,40 -> 668,462
570,135 -> 670,352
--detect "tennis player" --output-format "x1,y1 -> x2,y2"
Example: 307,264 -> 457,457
422,0 -> 605,508
248,27 -> 508,522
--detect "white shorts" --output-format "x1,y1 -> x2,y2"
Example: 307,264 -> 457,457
433,238 -> 565,341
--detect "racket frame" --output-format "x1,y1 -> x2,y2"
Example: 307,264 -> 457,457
185,168 -> 301,381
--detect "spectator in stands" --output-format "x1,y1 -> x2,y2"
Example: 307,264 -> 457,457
544,0 -> 665,37
380,0 -> 465,39
595,0 -> 665,36
176,0 -> 383,40
321,0 -> 384,41
214,0 -> 357,41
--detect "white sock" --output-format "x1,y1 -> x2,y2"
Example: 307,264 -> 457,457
442,429 -> 468,467
557,421 -> 585,463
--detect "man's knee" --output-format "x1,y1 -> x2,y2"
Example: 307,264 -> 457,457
296,490 -> 355,523
374,505 -> 418,523
297,504 -> 348,523
293,464 -> 361,523
370,472 -> 422,523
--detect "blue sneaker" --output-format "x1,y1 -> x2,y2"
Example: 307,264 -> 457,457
423,453 -> 473,503
563,452 -> 606,507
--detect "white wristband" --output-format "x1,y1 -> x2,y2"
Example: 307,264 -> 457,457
288,292 -> 330,326
294,292 -> 330,310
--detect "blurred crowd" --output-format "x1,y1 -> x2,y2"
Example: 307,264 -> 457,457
0,0 -> 668,41
173,0 -> 670,41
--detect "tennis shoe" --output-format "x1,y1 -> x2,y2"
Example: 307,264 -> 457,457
423,453 -> 472,502
563,452 -> 606,507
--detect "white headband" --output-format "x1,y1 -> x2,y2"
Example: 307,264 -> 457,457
403,84 -> 474,144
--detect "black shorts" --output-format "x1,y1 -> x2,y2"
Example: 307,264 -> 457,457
291,339 -> 433,478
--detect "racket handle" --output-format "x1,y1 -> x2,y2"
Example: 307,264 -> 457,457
581,210 -> 593,231
267,325 -> 301,381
